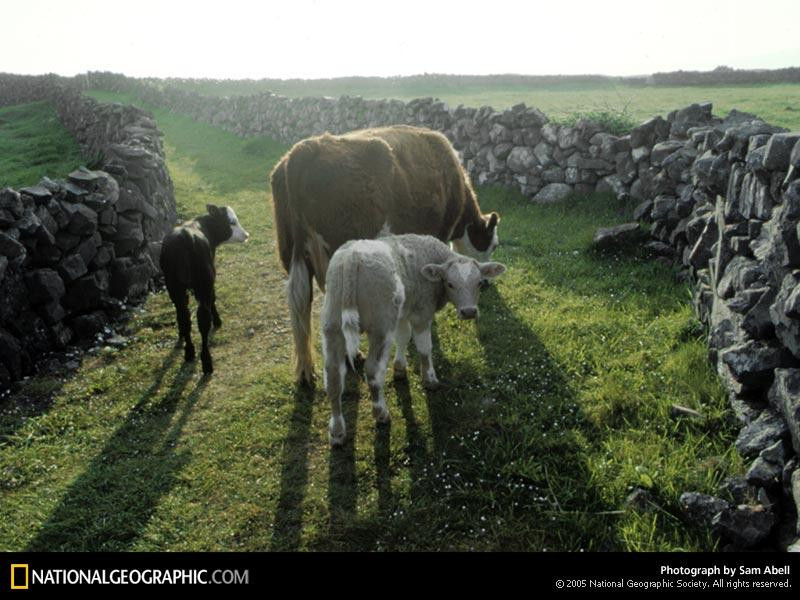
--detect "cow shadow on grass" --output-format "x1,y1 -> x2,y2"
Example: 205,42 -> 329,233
26,349 -> 207,551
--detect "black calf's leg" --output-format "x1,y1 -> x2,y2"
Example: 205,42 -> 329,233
197,303 -> 213,375
211,301 -> 222,329
168,285 -> 194,362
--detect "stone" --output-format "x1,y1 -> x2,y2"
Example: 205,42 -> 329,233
109,256 -> 155,300
506,146 -> 537,173
711,504 -> 777,548
768,369 -> 800,454
762,133 -> 800,170
0,328 -> 25,379
0,255 -> 7,283
51,322 -> 72,349
591,223 -> 644,251
56,253 -> 88,283
19,185 -> 52,204
76,233 -> 100,266
532,183 -> 572,204
751,180 -> 800,274
735,409 -> 789,458
746,456 -> 783,489
39,301 -> 65,325
630,116 -> 668,148
679,492 -> 729,525
64,203 -> 98,236
595,174 -> 628,199
492,142 -> 513,160
69,311 -> 109,338
650,195 -> 677,221
541,123 -> 559,145
669,102 -> 715,138
541,167 -> 565,183
24,269 -> 65,305
721,340 -> 793,388
633,199 -> 653,222
0,188 -> 25,218
533,142 -> 553,167
63,270 -> 109,312
0,231 -> 26,259
650,141 -> 685,166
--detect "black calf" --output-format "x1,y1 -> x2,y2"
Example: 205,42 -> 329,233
160,204 -> 249,374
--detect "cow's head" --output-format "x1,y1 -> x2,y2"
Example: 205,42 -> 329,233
452,212 -> 500,262
421,256 -> 506,320
207,204 -> 250,244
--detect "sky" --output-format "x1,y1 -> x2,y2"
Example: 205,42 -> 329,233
2,0 -> 799,79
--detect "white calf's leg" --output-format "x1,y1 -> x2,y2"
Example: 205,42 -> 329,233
393,318 -> 412,380
365,331 -> 393,424
412,323 -> 439,390
322,327 -> 347,446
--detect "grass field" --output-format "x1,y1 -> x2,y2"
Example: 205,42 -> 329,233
0,100 -> 86,189
163,77 -> 800,131
0,89 -> 743,551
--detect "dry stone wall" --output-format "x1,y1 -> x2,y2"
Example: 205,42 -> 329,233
0,78 -> 175,391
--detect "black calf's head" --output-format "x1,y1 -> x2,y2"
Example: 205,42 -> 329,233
206,204 -> 249,244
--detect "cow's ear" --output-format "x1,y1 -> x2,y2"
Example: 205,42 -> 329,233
421,264 -> 445,282
478,261 -> 506,279
206,204 -> 219,216
487,212 -> 500,229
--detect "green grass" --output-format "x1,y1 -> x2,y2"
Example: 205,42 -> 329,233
0,101 -> 87,189
0,90 -> 742,551
161,78 -> 800,131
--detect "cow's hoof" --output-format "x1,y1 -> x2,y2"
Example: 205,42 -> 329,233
184,346 -> 195,362
213,318 -> 222,329
347,351 -> 365,371
373,404 -> 391,424
329,417 -> 346,447
393,365 -> 407,381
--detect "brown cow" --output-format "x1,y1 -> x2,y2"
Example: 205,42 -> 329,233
270,124 -> 500,384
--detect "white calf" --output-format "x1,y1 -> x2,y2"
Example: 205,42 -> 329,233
321,234 -> 506,446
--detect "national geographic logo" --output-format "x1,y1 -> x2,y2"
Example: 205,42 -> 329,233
10,564 -> 29,590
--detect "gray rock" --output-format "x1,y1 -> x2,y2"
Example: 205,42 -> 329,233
633,199 -> 653,222
532,183 -> 572,204
63,269 -> 109,312
679,492 -> 729,525
541,123 -> 559,145
506,146 -> 537,173
533,142 -> 553,167
651,141 -> 685,166
19,185 -> 52,204
712,504 -> 777,548
64,203 -> 98,236
768,368 -> 800,454
746,456 -> 782,488
735,409 -> 789,457
670,102 -> 716,138
650,195 -> 677,221
24,269 -> 65,305
721,340 -> 793,389
0,188 -> 24,218
0,231 -> 26,259
56,253 -> 88,283
492,142 -> 514,160
763,133 -> 800,170
591,223 -> 644,251
595,174 -> 628,199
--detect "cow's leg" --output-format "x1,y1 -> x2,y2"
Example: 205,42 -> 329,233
365,330 -> 393,424
288,258 -> 315,384
393,318 -> 412,381
411,320 -> 439,390
195,284 -> 215,375
168,283 -> 194,362
211,301 -> 222,329
323,324 -> 347,446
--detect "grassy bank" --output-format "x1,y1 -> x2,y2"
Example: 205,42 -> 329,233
0,90 -> 741,551
0,100 -> 86,188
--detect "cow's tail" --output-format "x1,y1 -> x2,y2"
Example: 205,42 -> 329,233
340,255 -> 360,371
287,251 -> 314,384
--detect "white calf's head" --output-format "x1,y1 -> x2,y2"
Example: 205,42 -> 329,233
224,206 -> 250,243
205,204 -> 250,244
421,256 -> 506,320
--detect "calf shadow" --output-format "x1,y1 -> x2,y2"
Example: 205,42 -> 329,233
26,350 -> 207,551
268,385 -> 316,551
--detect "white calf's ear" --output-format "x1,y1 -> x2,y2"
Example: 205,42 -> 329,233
478,262 -> 506,279
421,264 -> 445,282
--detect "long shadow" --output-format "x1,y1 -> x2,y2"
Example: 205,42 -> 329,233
394,379 -> 431,502
326,373 -> 361,536
268,386 -> 316,551
26,350 -> 205,551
